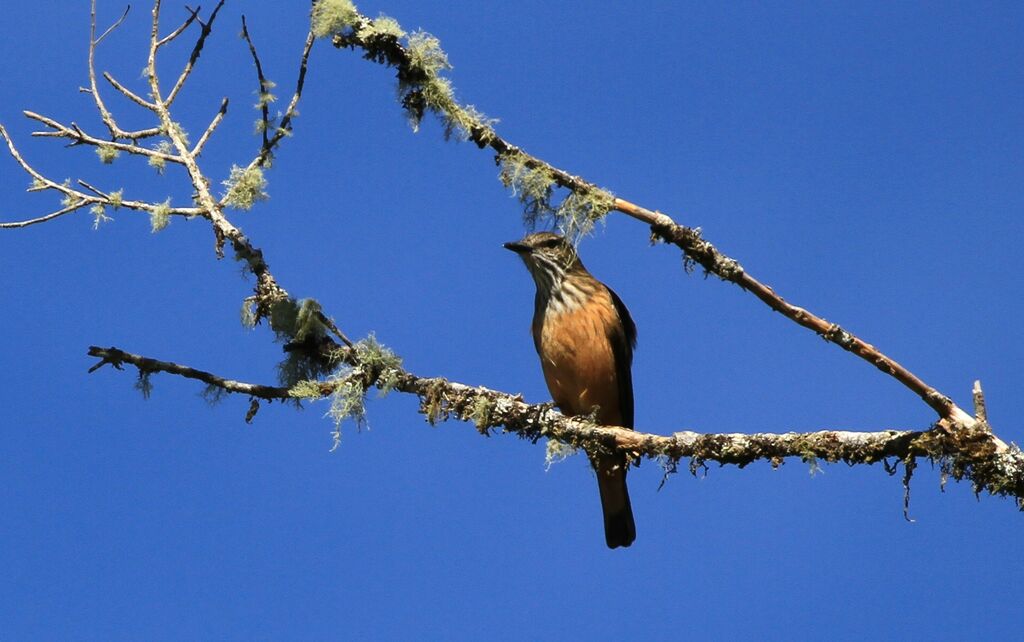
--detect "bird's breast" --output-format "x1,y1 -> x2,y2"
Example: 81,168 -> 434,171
534,288 -> 623,425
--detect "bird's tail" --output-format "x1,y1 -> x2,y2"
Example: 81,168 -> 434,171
596,455 -> 636,549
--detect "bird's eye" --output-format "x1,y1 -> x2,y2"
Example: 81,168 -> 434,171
540,238 -> 561,249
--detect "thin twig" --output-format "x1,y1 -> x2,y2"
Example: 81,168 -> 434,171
192,98 -> 229,156
77,180 -> 109,199
315,310 -> 355,348
24,111 -> 183,164
165,0 -> 226,106
0,202 -> 88,229
973,380 -> 988,423
238,23 -> 316,171
89,0 -> 158,140
1,122 -> 202,227
88,346 -> 290,398
95,4 -> 131,45
156,5 -> 200,47
0,125 -> 88,198
240,16 -> 271,151
103,72 -> 157,110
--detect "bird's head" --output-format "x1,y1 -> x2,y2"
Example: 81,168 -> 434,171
503,232 -> 585,292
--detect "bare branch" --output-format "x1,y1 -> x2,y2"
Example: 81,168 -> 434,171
240,15 -> 271,151
103,72 -> 157,110
88,346 -> 290,398
0,202 -> 89,229
192,97 -> 229,157
95,4 -> 132,46
89,0 -> 156,140
156,5 -> 200,48
1,123 -> 200,228
76,179 -> 109,199
239,21 -> 316,171
24,111 -> 183,165
0,125 -> 88,197
165,0 -> 226,106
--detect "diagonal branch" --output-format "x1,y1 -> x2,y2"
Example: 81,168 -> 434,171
103,72 -> 157,110
0,202 -> 89,229
95,4 -> 132,45
192,97 -> 229,157
165,0 -> 226,106
326,9 -> 975,426
156,4 -> 200,47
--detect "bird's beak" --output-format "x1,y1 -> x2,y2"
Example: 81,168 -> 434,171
503,241 -> 530,254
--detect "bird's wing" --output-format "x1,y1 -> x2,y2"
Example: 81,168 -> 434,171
605,285 -> 636,429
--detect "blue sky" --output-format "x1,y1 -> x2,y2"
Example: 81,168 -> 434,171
1,1 -> 1022,640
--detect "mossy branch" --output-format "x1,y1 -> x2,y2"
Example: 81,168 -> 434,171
85,344 -> 1024,511
323,2 -> 985,428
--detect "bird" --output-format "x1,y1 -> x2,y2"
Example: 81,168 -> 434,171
504,231 -> 637,548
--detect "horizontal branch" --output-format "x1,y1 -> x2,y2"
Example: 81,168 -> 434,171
24,111 -> 183,164
88,346 -> 291,399
85,344 -> 1024,510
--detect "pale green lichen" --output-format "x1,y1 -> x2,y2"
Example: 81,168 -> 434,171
498,150 -> 556,224
222,165 -> 268,210
468,395 -> 494,432
240,298 -> 258,329
96,144 -> 120,164
272,298 -> 334,386
311,0 -> 359,39
29,178 -> 47,191
397,30 -> 498,140
406,30 -> 450,77
255,80 -> 277,108
148,141 -> 173,174
150,199 -> 172,233
288,380 -> 326,400
167,122 -> 190,147
545,439 -> 578,470
353,333 -> 402,374
554,185 -> 615,240
497,150 -> 614,239
352,334 -> 403,396
356,14 -> 405,41
327,376 -> 368,450
60,180 -> 74,207
91,204 -> 113,229
108,189 -> 123,209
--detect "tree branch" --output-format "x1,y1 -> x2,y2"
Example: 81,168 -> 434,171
324,8 -> 984,428
165,0 -> 226,106
238,19 -> 316,172
25,111 -> 183,164
84,344 -> 1024,510
192,97 -> 229,157
0,202 -> 89,229
87,1 -> 161,140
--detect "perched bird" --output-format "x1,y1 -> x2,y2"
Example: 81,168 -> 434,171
504,232 -> 637,548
